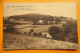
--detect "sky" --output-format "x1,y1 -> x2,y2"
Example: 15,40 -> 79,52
3,3 -> 77,19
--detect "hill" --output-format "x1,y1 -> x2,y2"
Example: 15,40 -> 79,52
8,13 -> 54,21
3,32 -> 78,50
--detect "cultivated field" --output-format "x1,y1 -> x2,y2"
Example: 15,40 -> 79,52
13,24 -> 62,33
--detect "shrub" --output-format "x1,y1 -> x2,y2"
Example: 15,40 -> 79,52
5,25 -> 16,33
48,26 -> 61,35
29,29 -> 34,33
62,21 -> 77,36
38,32 -> 42,36
33,32 -> 38,36
62,21 -> 78,43
48,26 -> 61,39
48,20 -> 78,43
28,29 -> 34,35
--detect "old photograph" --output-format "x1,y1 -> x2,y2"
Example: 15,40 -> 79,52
3,3 -> 78,50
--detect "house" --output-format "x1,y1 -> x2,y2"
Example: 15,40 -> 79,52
48,21 -> 53,24
48,21 -> 55,24
61,21 -> 66,24
53,21 -> 56,24
38,20 -> 43,24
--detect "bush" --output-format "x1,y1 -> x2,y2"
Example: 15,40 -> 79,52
38,32 -> 42,36
62,21 -> 77,36
48,26 -> 61,39
48,20 -> 78,43
33,32 -> 38,36
48,26 -> 61,35
62,21 -> 78,43
5,25 -> 16,33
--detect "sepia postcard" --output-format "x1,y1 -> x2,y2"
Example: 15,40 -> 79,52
3,3 -> 78,50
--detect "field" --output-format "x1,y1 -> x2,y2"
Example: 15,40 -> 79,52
3,32 -> 78,50
3,23 -> 78,49
12,24 -> 62,33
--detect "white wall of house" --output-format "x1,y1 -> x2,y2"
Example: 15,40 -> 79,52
39,20 -> 43,24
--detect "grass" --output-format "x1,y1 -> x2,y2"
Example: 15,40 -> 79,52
3,32 -> 78,50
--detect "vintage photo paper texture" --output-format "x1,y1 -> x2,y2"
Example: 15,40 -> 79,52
3,3 -> 78,50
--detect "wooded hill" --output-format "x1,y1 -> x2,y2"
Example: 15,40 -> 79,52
8,13 -> 67,21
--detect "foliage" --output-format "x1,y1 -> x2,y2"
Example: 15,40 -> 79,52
5,25 -> 16,33
48,26 -> 61,36
62,20 -> 78,43
48,20 -> 78,43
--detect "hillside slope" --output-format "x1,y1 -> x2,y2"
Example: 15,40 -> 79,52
9,13 -> 53,21
3,32 -> 78,50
